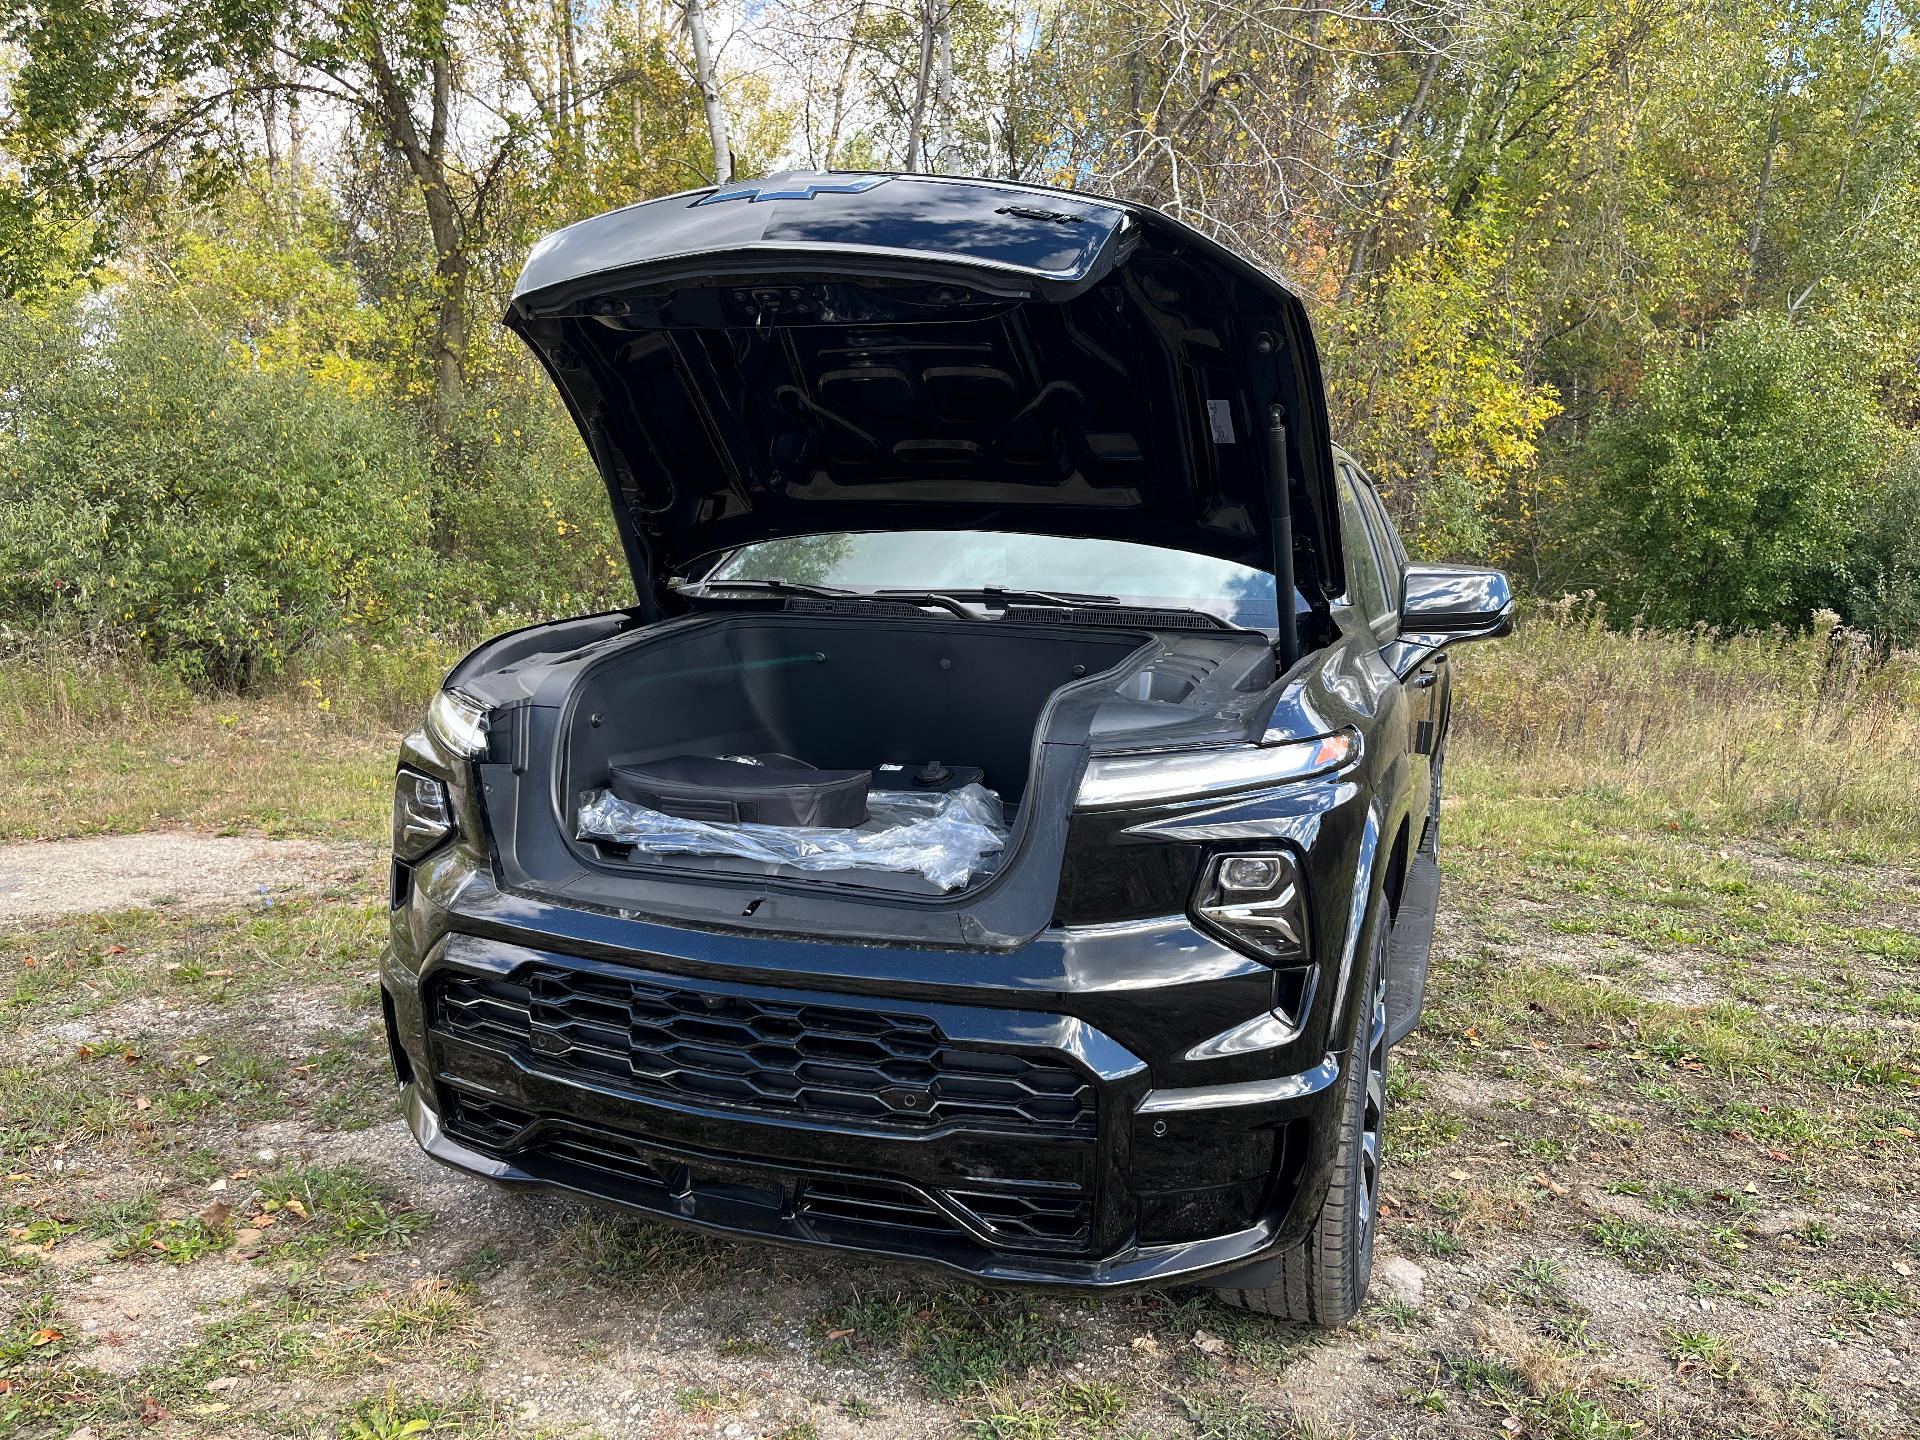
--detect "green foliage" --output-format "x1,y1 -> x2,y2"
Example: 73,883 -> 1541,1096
1570,314 -> 1882,631
0,297 -> 432,688
1323,202 -> 1563,559
1844,445 -> 1920,647
428,382 -> 630,620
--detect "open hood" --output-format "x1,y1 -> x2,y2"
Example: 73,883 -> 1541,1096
505,172 -> 1341,608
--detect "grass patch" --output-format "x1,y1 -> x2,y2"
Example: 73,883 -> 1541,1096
255,1163 -> 428,1258
812,1289 -> 1079,1401
549,1210 -> 736,1290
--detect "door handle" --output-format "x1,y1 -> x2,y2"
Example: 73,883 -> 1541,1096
1413,669 -> 1440,689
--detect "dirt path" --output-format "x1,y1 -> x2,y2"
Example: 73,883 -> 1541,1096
0,831 -> 373,922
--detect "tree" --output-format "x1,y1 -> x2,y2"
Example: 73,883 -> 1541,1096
1,0 -> 724,433
1572,313 -> 1880,631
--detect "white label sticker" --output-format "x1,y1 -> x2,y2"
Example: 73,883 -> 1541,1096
1207,399 -> 1236,443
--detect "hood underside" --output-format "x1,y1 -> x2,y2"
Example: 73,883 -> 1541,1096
505,173 -> 1340,599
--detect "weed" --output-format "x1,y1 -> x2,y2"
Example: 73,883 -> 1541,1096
1510,1255 -> 1566,1304
257,1163 -> 427,1257
1817,1274 -> 1915,1330
1587,1217 -> 1679,1274
1662,1328 -> 1739,1381
552,1210 -> 732,1289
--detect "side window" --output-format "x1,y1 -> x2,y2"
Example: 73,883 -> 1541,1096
1350,467 -> 1406,618
1335,464 -> 1392,628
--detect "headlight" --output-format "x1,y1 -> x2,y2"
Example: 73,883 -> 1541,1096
1192,850 -> 1308,964
426,688 -> 490,758
1076,731 -> 1354,810
392,767 -> 455,860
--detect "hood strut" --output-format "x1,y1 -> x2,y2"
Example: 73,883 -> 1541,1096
1266,404 -> 1300,669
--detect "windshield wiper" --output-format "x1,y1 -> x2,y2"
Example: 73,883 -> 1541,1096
682,578 -> 976,618
876,586 -> 1244,630
875,585 -> 1123,607
682,577 -> 852,600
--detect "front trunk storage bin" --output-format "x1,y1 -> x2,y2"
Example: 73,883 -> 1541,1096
607,754 -> 873,828
561,613 -> 1151,893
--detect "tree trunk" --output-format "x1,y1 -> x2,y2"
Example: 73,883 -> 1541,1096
365,33 -> 469,437
1339,45 -> 1444,303
685,0 -> 732,182
932,0 -> 953,171
822,0 -> 868,168
1742,92 -> 1782,305
905,0 -> 936,171
559,0 -> 581,146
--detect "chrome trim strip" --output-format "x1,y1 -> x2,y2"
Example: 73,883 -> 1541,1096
1136,1054 -> 1340,1114
1076,734 -> 1353,810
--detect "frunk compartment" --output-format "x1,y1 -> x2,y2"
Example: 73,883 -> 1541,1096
561,613 -> 1149,890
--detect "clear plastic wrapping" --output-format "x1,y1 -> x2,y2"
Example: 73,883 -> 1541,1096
576,782 -> 1009,891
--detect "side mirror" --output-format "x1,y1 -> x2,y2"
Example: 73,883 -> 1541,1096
1401,564 -> 1515,643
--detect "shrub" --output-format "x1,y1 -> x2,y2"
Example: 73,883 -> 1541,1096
1844,443 -> 1920,648
1568,313 -> 1882,632
0,296 -> 432,688
427,379 -> 631,621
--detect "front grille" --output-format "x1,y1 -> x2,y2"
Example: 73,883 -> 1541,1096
430,965 -> 1095,1136
946,1187 -> 1093,1245
795,1177 -> 954,1233
442,1090 -> 534,1148
435,1093 -> 1092,1254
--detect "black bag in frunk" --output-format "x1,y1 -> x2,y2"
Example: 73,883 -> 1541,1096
606,755 -> 871,828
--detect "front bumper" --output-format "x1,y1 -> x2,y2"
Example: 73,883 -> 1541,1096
383,849 -> 1354,1294
401,1071 -> 1329,1291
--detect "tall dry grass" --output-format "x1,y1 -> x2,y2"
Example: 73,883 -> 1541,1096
1451,598 -> 1920,845
0,630 -> 466,739
4,603 -> 1915,848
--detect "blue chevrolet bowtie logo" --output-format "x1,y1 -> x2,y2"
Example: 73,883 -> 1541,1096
694,174 -> 892,206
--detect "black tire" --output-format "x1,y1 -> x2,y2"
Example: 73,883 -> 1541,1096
1219,908 -> 1389,1326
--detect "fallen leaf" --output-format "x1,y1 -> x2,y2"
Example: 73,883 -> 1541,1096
206,1377 -> 242,1393
29,1327 -> 62,1346
1532,1173 -> 1569,1196
825,1327 -> 855,1341
1191,1329 -> 1228,1356
197,1200 -> 232,1229
135,1095 -> 151,1111
282,1198 -> 309,1219
1130,1335 -> 1159,1354
104,944 -> 127,956
191,1054 -> 212,1067
139,1392 -> 169,1426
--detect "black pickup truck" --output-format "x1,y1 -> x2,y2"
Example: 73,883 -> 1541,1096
380,171 -> 1513,1325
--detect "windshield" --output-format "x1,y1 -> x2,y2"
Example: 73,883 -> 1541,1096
706,531 -> 1284,630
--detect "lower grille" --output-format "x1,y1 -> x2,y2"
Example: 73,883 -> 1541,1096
794,1177 -> 954,1233
442,1091 -> 533,1148
430,964 -> 1095,1137
437,1091 -> 1092,1253
947,1187 -> 1093,1245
